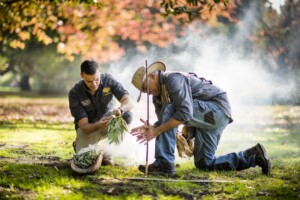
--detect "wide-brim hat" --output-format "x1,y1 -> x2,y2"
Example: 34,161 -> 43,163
131,61 -> 166,102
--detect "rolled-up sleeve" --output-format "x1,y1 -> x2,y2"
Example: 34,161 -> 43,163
166,74 -> 193,122
68,90 -> 88,122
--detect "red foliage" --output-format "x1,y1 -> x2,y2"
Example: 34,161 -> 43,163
0,1 -> 239,63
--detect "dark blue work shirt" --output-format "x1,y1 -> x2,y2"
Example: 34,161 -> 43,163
68,73 -> 128,130
153,72 -> 232,125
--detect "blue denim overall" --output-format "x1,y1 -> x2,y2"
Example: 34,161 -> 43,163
153,100 -> 256,172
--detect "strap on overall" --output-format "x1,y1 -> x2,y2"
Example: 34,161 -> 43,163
158,70 -> 170,105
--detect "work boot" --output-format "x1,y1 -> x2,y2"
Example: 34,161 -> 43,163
138,163 -> 176,177
246,143 -> 271,176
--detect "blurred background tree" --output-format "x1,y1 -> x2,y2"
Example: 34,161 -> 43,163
0,0 -> 299,102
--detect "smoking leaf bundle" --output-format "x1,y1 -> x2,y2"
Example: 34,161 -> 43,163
108,113 -> 128,144
72,149 -> 99,169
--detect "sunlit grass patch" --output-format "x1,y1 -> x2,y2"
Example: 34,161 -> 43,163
0,124 -> 75,160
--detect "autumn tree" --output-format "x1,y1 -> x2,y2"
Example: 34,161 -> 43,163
0,1 -> 181,91
0,0 -> 246,92
0,1 -> 63,90
1,0 -> 298,99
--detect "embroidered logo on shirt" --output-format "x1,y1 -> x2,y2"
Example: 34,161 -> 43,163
103,87 -> 111,95
81,99 -> 91,106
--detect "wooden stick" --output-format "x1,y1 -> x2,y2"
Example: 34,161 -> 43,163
125,177 -> 232,183
145,59 -> 149,177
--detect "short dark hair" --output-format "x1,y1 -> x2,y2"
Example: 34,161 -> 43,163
80,60 -> 99,74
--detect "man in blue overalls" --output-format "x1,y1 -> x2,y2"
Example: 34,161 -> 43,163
130,61 -> 271,177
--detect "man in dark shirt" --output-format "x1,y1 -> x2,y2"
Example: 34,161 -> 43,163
69,60 -> 133,165
130,61 -> 271,177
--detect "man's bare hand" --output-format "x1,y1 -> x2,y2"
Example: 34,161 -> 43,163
130,118 -> 158,144
97,116 -> 112,129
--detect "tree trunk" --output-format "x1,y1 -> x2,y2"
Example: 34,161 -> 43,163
19,75 -> 31,91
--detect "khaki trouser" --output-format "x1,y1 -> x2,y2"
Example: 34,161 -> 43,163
74,128 -> 108,153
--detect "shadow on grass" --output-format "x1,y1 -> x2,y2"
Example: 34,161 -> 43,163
0,155 -> 299,199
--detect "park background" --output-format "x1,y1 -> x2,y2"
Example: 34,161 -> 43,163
0,0 -> 299,199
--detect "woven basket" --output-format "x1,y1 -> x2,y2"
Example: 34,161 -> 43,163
71,152 -> 103,174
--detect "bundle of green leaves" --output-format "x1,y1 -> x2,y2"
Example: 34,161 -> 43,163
108,113 -> 128,144
72,149 -> 99,169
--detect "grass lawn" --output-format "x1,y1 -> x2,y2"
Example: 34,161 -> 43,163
0,96 -> 299,199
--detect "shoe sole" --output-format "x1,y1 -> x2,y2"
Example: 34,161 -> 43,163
257,143 -> 271,176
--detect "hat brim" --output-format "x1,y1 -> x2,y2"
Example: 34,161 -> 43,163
147,61 -> 166,74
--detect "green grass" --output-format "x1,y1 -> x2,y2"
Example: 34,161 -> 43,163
0,97 -> 299,199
